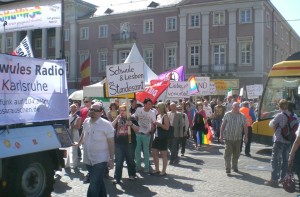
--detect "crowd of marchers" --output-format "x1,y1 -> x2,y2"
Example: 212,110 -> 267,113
64,96 -> 300,196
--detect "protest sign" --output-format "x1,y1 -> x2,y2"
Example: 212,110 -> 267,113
195,77 -> 210,95
166,81 -> 189,98
106,62 -> 145,97
246,85 -> 263,99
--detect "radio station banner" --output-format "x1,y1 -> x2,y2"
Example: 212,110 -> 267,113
0,54 -> 69,125
166,81 -> 189,98
0,0 -> 61,33
106,62 -> 145,97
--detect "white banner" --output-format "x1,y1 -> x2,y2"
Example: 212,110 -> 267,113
106,62 -> 145,97
12,35 -> 34,57
246,84 -> 263,99
166,81 -> 189,98
0,54 -> 69,125
195,77 -> 210,95
209,82 -> 217,95
0,0 -> 61,33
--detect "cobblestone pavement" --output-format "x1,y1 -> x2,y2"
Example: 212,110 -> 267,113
52,139 -> 300,197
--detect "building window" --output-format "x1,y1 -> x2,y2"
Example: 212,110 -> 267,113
266,12 -> 271,28
6,37 -> 12,48
266,43 -> 271,68
49,36 -> 55,48
286,32 -> 289,45
281,26 -> 284,40
65,53 -> 70,74
240,9 -> 252,24
166,17 -> 177,31
143,19 -> 154,34
99,25 -> 108,38
80,27 -> 89,40
143,48 -> 153,69
64,29 -> 70,41
98,52 -> 107,72
213,11 -> 225,26
274,46 -> 278,63
80,54 -> 90,66
239,42 -> 252,65
165,47 -> 176,68
213,44 -> 226,65
274,20 -> 277,34
119,50 -> 130,63
189,13 -> 200,28
35,38 -> 42,49
189,45 -> 200,67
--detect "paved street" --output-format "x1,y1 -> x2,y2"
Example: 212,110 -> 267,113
52,139 -> 299,197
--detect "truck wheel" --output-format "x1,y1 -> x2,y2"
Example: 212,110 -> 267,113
8,154 -> 55,197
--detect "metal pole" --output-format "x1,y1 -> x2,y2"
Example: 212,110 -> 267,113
3,21 -> 7,53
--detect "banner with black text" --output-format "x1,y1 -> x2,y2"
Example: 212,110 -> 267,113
0,54 -> 69,125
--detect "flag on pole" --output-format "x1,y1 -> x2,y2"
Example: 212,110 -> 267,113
80,56 -> 91,88
157,65 -> 185,81
237,87 -> 244,103
188,75 -> 198,95
11,35 -> 34,57
227,87 -> 232,98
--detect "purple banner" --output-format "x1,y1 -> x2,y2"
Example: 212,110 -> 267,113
157,66 -> 185,81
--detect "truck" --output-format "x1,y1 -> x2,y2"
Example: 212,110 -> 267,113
0,53 -> 71,197
252,52 -> 300,145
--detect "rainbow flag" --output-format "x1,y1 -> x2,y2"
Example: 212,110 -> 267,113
188,75 -> 198,95
80,56 -> 91,88
202,125 -> 213,145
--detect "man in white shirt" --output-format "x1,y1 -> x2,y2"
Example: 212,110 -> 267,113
78,102 -> 115,197
133,98 -> 156,173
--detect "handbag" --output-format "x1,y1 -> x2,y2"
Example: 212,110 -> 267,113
282,171 -> 296,193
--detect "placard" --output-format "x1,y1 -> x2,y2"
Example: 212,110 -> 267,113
195,77 -> 210,95
246,84 -> 263,99
166,81 -> 189,98
106,62 -> 145,97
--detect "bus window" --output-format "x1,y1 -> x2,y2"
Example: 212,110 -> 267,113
259,77 -> 300,120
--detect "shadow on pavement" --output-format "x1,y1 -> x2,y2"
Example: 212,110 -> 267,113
53,175 -> 73,194
230,171 -> 268,185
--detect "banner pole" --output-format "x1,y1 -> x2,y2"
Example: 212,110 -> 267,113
126,95 -> 132,143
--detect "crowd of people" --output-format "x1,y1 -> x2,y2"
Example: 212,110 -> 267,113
65,96 -> 300,196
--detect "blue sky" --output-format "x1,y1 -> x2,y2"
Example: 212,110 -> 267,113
271,0 -> 300,36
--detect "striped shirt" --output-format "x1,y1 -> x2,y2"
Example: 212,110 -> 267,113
222,111 -> 246,141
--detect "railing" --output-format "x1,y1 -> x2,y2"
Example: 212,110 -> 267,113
199,64 -> 237,73
111,32 -> 137,43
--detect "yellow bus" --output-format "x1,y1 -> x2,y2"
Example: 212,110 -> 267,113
252,52 -> 300,145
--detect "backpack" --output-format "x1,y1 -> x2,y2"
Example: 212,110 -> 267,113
281,112 -> 298,142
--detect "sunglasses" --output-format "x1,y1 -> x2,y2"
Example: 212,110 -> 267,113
89,108 -> 101,112
84,101 -> 91,103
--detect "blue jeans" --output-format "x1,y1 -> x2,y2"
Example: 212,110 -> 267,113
135,134 -> 150,170
214,119 -> 222,138
87,162 -> 107,197
271,141 -> 291,181
115,143 -> 136,181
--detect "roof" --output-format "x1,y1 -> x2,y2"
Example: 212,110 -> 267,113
92,0 -> 183,16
